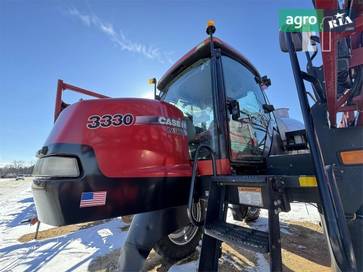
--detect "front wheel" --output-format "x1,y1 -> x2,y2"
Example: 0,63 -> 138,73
231,205 -> 260,222
245,206 -> 261,222
153,202 -> 203,262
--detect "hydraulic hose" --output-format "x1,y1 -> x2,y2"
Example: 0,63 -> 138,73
187,144 -> 216,227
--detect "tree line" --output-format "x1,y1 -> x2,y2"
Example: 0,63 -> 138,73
0,160 -> 35,178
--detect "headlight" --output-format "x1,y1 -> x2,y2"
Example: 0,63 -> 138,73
33,156 -> 80,178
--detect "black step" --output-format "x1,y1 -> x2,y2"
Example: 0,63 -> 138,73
204,222 -> 269,253
212,175 -> 269,186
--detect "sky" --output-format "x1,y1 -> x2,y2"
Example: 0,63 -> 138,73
0,0 -> 315,165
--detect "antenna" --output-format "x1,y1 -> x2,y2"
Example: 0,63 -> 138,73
206,20 -> 216,53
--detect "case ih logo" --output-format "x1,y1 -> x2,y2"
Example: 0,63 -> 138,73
157,117 -> 187,129
133,116 -> 188,136
327,12 -> 353,30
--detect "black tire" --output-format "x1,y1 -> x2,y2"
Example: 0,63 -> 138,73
154,201 -> 204,262
153,226 -> 203,262
231,204 -> 248,221
244,207 -> 261,222
231,205 -> 260,222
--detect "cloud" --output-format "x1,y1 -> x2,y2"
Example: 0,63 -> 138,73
67,8 -> 173,64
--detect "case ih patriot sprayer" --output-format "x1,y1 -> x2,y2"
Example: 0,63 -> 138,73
32,1 -> 362,271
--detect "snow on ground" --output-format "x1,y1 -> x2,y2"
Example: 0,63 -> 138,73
226,201 -> 320,234
0,178 -> 321,272
0,178 -> 127,272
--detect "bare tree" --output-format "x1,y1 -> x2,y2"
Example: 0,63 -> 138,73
0,160 -> 35,178
12,160 -> 25,171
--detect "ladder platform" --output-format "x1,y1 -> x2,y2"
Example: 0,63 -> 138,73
211,175 -> 315,189
204,222 -> 269,253
212,175 -> 268,186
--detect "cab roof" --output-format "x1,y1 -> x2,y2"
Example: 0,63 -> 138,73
157,37 -> 261,91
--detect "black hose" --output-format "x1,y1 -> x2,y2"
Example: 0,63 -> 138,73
187,144 -> 216,227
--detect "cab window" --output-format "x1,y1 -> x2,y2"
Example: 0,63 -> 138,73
163,58 -> 217,158
222,56 -> 270,160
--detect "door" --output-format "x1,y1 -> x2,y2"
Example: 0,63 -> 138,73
222,56 -> 272,161
162,58 -> 218,159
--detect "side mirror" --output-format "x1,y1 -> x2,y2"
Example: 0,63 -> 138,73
148,78 -> 160,100
263,104 -> 275,113
279,31 -> 303,52
227,100 -> 241,121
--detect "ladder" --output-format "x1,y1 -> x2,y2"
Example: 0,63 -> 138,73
198,175 -> 291,272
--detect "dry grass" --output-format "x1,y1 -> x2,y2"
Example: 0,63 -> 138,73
17,220 -> 105,243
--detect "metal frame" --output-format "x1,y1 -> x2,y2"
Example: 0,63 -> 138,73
315,0 -> 363,127
285,29 -> 358,271
198,174 -> 287,272
54,79 -> 109,122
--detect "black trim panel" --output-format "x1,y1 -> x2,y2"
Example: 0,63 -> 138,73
32,144 -> 190,226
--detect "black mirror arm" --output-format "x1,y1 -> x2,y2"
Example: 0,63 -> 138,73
226,99 -> 241,121
262,104 -> 275,113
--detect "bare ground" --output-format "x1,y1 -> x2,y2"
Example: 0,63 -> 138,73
18,219 -> 330,272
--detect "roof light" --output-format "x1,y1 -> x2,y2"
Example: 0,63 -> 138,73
148,78 -> 156,85
207,20 -> 215,27
340,150 -> 363,165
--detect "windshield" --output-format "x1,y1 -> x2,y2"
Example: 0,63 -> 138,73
163,58 -> 217,158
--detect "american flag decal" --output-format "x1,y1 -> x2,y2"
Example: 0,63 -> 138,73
80,191 -> 107,208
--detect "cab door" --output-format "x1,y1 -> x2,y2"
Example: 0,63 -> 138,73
222,56 -> 272,162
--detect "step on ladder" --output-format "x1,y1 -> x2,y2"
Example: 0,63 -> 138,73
198,175 -> 291,272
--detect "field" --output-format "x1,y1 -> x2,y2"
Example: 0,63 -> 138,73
0,178 -> 330,271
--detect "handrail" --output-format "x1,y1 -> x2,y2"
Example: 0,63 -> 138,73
285,32 -> 357,271
54,79 -> 110,122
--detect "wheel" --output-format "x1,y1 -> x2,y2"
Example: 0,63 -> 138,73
231,204 -> 248,221
244,206 -> 260,222
153,202 -> 203,262
231,205 -> 260,222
